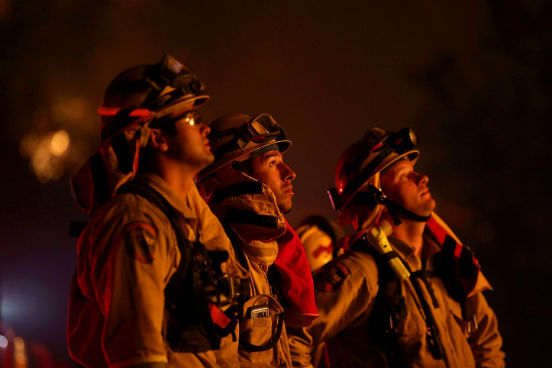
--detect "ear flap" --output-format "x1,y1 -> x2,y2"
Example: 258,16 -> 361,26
71,126 -> 147,213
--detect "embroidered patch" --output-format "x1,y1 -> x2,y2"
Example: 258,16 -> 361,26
315,261 -> 350,292
124,222 -> 158,263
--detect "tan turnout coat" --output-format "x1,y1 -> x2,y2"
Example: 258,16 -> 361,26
289,230 -> 505,368
67,173 -> 247,368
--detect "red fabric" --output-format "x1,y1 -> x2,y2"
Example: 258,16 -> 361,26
425,216 -> 480,267
274,218 -> 319,328
208,304 -> 231,329
425,216 -> 447,244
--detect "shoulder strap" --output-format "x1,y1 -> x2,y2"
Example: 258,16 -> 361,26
118,181 -> 223,351
350,236 -> 406,366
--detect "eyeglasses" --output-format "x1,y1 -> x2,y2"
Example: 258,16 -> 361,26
179,110 -> 202,127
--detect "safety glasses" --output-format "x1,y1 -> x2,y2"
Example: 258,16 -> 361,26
241,113 -> 284,144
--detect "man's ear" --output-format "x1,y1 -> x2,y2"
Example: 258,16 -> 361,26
149,128 -> 169,152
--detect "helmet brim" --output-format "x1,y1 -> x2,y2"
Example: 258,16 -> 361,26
197,138 -> 292,182
337,148 -> 419,225
156,94 -> 210,119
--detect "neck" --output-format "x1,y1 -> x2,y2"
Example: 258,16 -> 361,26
147,157 -> 198,199
383,213 -> 426,256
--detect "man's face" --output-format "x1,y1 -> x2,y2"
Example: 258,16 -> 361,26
380,159 -> 436,219
165,111 -> 214,171
248,149 -> 296,213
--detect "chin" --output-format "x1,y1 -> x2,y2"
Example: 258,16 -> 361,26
203,154 -> 215,166
278,201 -> 293,214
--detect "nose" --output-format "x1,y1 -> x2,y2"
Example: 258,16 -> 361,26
416,172 -> 429,186
199,123 -> 211,136
281,163 -> 296,182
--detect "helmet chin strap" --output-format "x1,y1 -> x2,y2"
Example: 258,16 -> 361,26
352,185 -> 430,226
383,198 -> 431,225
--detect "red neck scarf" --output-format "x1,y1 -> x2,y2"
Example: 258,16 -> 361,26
274,218 -> 319,328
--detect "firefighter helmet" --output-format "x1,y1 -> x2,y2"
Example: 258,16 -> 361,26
71,54 -> 209,214
328,127 -> 419,226
98,53 -> 209,140
197,113 -> 291,181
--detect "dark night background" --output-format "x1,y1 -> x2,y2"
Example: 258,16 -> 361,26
1,1 -> 550,366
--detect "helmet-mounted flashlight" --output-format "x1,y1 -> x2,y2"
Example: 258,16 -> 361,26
142,54 -> 206,111
387,127 -> 417,156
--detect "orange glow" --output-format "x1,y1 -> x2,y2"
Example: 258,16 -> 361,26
50,130 -> 70,156
19,130 -> 72,183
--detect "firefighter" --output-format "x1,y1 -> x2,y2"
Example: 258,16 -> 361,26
288,127 -> 505,367
67,54 -> 248,367
197,113 -> 319,367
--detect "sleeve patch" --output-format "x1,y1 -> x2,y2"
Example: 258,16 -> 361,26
314,261 -> 350,292
124,222 -> 158,263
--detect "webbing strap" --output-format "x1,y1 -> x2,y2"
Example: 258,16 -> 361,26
410,271 -> 440,309
354,235 -> 445,361
118,181 -> 192,282
384,198 -> 431,224
118,181 -> 224,351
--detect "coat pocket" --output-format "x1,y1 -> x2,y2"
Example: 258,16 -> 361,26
239,294 -> 285,350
